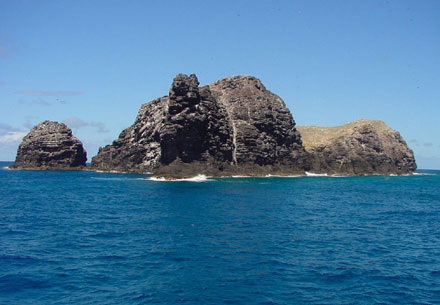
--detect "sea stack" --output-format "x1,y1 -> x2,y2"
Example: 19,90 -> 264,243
10,121 -> 87,169
91,74 -> 308,177
297,119 -> 417,175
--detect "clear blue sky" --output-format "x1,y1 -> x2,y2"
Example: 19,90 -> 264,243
1,0 -> 439,168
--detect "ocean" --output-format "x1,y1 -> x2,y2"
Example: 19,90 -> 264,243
1,161 -> 439,304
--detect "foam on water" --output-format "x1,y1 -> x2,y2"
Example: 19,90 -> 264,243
92,170 -> 147,174
305,171 -> 328,177
216,174 -> 302,179
265,174 -> 301,178
150,174 -> 209,182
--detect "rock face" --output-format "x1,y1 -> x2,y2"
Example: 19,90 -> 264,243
91,74 -> 308,177
207,76 -> 308,173
11,121 -> 87,169
297,119 -> 417,175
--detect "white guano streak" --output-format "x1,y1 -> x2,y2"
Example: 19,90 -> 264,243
218,96 -> 238,165
231,120 -> 238,165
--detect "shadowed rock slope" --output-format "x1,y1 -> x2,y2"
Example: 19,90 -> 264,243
91,74 -> 308,177
10,120 -> 87,169
297,119 -> 417,175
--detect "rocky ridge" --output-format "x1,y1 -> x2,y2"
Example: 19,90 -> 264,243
297,119 -> 417,175
11,120 -> 87,169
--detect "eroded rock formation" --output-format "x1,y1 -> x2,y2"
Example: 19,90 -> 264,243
91,74 -> 308,177
11,120 -> 87,169
297,119 -> 417,175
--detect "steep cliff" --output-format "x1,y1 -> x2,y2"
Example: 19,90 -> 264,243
11,121 -> 87,169
207,76 -> 308,173
91,74 -> 307,177
297,119 -> 417,175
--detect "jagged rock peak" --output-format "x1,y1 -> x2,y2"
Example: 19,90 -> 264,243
169,73 -> 200,102
167,73 -> 202,115
297,119 -> 416,175
11,120 -> 87,169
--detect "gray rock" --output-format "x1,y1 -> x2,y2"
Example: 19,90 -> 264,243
91,74 -> 307,177
90,74 -> 235,175
11,120 -> 87,169
207,75 -> 309,174
297,119 -> 417,175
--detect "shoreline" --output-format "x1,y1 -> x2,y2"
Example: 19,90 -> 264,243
2,163 -> 436,180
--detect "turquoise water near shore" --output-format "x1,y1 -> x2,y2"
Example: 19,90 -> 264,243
1,161 -> 439,304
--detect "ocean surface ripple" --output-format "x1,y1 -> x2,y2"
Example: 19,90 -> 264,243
1,162 -> 439,304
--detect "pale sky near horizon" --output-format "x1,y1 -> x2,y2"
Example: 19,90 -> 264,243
1,0 -> 439,168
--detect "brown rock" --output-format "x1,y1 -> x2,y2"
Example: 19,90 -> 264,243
297,119 -> 417,175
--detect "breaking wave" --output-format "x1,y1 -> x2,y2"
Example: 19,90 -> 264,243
150,174 -> 209,182
265,174 -> 301,178
305,172 -> 328,177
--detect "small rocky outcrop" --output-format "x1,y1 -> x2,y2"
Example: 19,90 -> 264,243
91,74 -> 308,177
297,119 -> 417,175
10,121 -> 87,169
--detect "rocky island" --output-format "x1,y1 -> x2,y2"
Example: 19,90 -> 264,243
10,120 -> 87,170
12,74 -> 417,177
297,119 -> 417,175
91,74 -> 309,177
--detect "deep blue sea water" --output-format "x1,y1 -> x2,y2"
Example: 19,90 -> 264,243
1,161 -> 439,305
